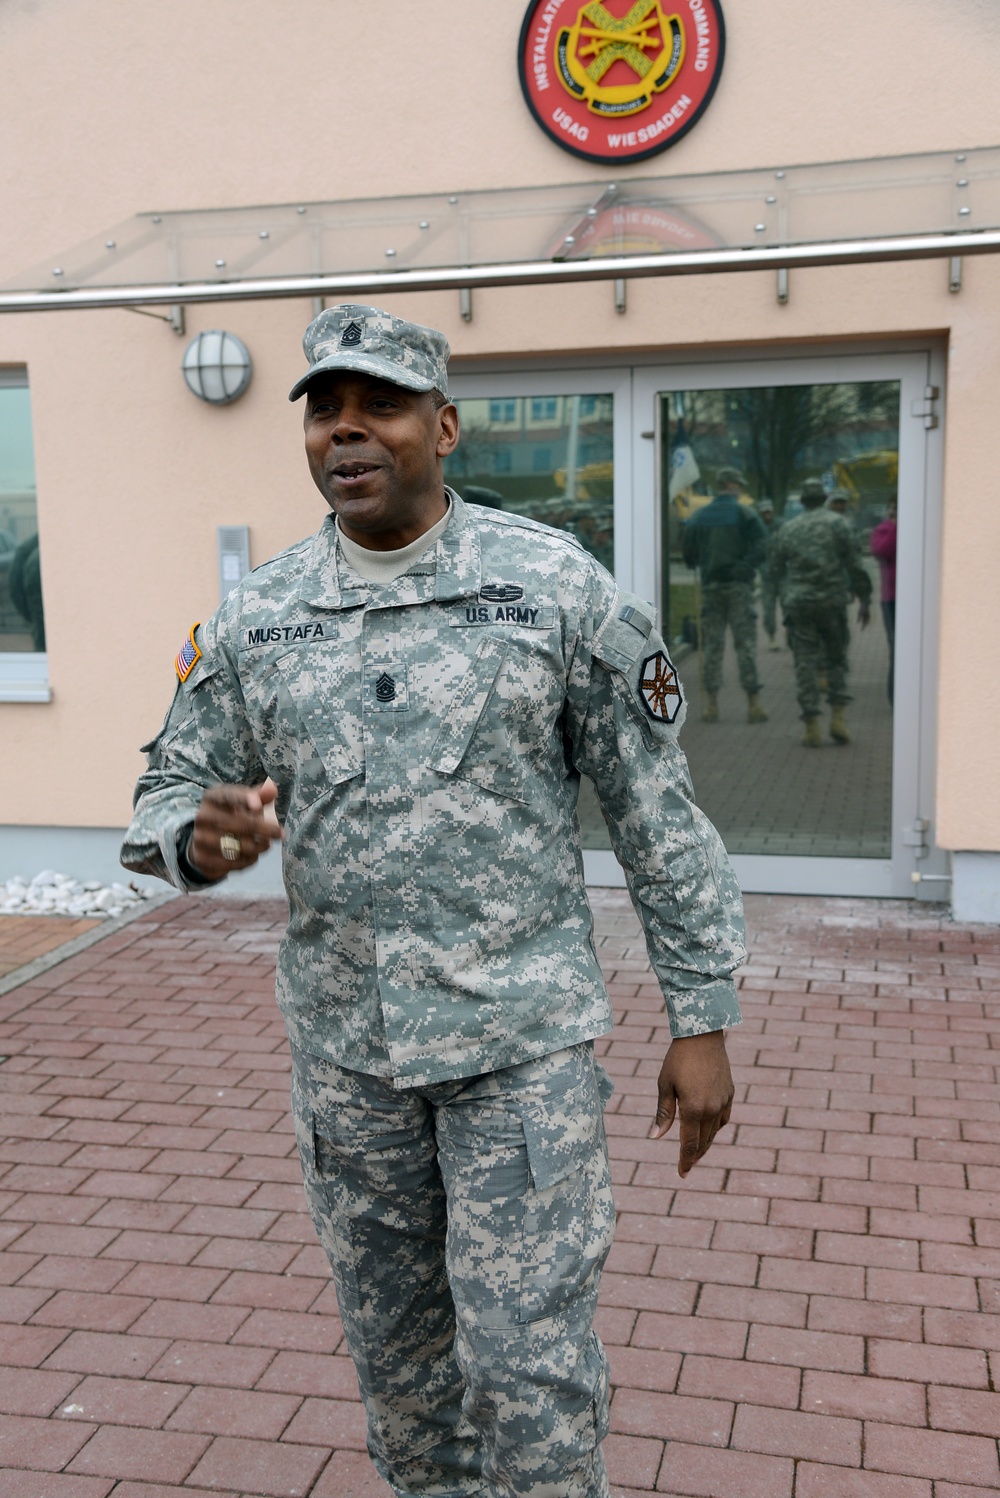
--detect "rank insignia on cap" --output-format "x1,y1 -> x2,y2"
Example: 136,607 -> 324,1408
340,320 -> 363,347
639,650 -> 683,723
175,623 -> 202,683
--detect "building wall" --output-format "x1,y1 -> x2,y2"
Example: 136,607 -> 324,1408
1,0 -> 999,858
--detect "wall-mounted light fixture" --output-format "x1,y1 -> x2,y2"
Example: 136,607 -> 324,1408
182,330 -> 252,405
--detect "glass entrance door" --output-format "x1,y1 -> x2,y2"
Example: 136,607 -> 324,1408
448,353 -> 943,897
634,352 -> 943,898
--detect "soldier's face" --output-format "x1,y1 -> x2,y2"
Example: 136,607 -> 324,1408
303,372 -> 459,549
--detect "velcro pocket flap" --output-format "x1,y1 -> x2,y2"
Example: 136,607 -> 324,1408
521,1105 -> 600,1193
520,1062 -> 602,1193
429,634 -> 508,776
592,591 -> 656,674
179,654 -> 222,697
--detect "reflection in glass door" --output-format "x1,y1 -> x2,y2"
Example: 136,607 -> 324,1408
635,352 -> 941,899
444,392 -> 615,572
661,379 -> 898,859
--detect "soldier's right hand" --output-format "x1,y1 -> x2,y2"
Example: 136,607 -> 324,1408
858,602 -> 871,629
189,781 -> 284,880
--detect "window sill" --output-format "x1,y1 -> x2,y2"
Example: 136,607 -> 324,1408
0,652 -> 51,702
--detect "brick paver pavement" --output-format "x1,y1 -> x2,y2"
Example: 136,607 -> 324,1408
0,915 -> 102,980
0,890 -> 998,1497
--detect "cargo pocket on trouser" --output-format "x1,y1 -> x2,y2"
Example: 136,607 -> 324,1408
441,1048 -> 615,1495
289,1049 -> 464,1470
289,1059 -> 366,1329
518,1048 -> 616,1328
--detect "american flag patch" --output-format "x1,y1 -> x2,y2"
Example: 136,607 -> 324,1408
175,623 -> 202,683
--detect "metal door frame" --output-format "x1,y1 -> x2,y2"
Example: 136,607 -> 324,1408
633,347 -> 947,899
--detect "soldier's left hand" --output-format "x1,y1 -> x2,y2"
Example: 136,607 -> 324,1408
650,1030 -> 734,1178
858,602 -> 871,628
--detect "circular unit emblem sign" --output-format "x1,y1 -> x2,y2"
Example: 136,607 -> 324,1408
519,0 -> 725,165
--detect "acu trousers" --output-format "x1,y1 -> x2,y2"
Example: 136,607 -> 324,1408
699,581 -> 761,696
291,1040 -> 617,1498
785,601 -> 851,718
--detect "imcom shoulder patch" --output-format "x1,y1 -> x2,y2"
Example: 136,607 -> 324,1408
639,649 -> 682,723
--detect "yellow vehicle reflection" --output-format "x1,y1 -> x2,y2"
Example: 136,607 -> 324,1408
670,486 -> 757,522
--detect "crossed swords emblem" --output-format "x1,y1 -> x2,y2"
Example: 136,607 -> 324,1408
577,1 -> 666,82
555,0 -> 684,118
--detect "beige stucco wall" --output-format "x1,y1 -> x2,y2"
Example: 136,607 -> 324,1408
1,0 -> 999,846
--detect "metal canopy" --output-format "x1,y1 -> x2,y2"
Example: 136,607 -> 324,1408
4,145 -> 1000,313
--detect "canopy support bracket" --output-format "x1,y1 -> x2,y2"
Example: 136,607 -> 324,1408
124,304 -> 186,333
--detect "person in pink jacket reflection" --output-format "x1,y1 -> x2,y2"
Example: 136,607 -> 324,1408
870,498 -> 897,705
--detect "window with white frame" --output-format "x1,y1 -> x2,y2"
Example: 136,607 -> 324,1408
530,396 -> 558,423
0,369 -> 49,701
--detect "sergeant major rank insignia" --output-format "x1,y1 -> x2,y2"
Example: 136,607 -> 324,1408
340,320 -> 363,347
639,649 -> 682,723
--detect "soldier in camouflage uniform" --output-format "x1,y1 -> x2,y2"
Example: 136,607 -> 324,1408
121,304 -> 745,1498
681,468 -> 769,723
756,498 -> 782,649
770,476 -> 873,747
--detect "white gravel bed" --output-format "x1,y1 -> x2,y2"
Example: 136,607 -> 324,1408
0,870 -> 156,919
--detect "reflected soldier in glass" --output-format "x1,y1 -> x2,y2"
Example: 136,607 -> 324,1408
771,477 -> 872,747
9,532 -> 45,651
682,466 -> 768,723
756,497 -> 782,650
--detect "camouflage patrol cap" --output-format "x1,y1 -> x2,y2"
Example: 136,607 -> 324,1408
716,466 -> 746,489
757,497 -> 775,513
288,303 -> 450,402
800,477 -> 827,502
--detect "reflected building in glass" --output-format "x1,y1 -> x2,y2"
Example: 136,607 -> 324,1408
445,394 -> 614,574
0,378 -> 44,655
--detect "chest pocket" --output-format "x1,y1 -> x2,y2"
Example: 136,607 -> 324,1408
429,634 -> 532,804
243,645 -> 363,802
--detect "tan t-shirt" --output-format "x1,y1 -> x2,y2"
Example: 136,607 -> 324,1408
336,497 -> 452,585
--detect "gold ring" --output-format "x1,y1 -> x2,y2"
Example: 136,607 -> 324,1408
219,834 -> 242,862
